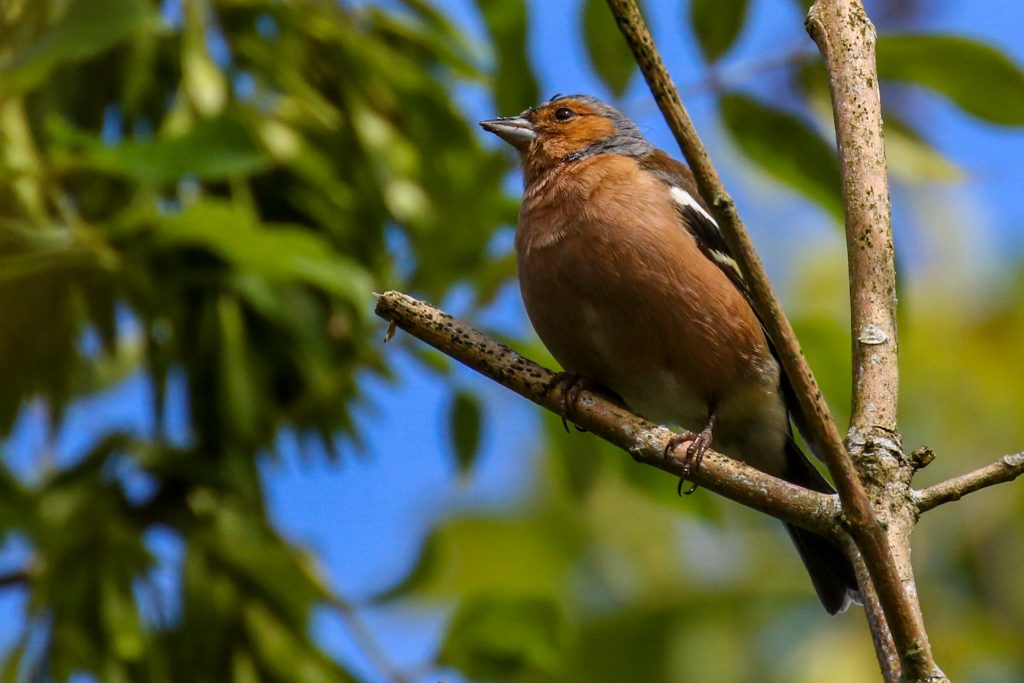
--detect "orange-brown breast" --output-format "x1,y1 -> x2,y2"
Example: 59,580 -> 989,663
515,154 -> 786,466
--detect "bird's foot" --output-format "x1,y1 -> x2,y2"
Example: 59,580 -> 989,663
545,372 -> 594,433
664,418 -> 715,496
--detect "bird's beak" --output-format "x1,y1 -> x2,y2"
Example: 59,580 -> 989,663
480,116 -> 536,150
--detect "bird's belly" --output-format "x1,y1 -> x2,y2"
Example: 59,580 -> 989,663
713,382 -> 789,474
613,363 -> 788,475
608,368 -> 707,429
517,234 -> 788,475
518,248 -> 709,428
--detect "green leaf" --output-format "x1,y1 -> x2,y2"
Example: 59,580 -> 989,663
366,6 -> 480,79
231,650 -> 261,683
0,461 -> 33,534
876,34 -> 1024,126
719,93 -> 842,220
475,0 -> 539,113
155,200 -> 372,311
0,240 -> 85,432
203,500 -> 330,626
372,527 -> 444,602
471,250 -> 517,307
182,0 -> 227,116
544,606 -> 677,683
0,0 -> 154,94
448,390 -> 483,477
100,575 -> 144,661
689,0 -> 748,63
51,114 -> 271,185
412,345 -> 452,376
71,336 -> 145,397
244,603 -> 354,683
440,596 -> 568,680
582,0 -> 636,97
375,516 -> 579,601
218,296 -> 259,441
2,641 -> 28,683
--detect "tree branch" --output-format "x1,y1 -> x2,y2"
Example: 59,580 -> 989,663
915,452 -> 1024,514
0,569 -> 31,588
806,2 -> 946,681
332,595 -> 412,683
806,3 -> 899,435
839,534 -> 900,682
374,291 -> 840,536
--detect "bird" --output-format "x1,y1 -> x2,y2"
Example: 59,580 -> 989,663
480,94 -> 859,614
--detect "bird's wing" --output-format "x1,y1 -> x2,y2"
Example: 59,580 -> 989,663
640,150 -> 750,300
640,150 -> 825,462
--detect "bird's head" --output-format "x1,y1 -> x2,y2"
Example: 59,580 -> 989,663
480,94 -> 652,182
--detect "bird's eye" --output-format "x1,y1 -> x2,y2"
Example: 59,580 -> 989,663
554,107 -> 576,122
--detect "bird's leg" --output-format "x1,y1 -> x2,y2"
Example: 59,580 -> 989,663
665,410 -> 717,495
544,372 -> 594,433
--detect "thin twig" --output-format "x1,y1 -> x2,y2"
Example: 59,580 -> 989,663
839,534 -> 899,682
374,291 -> 840,536
333,595 -> 411,683
0,569 -> 31,588
806,2 -> 946,681
678,48 -> 815,99
915,452 -> 1024,514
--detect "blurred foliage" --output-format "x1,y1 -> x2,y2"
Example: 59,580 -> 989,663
690,0 -> 749,63
876,34 -> 1024,125
0,0 -> 523,677
581,0 -> 637,97
448,389 -> 483,477
474,0 -> 539,114
719,92 -> 843,220
1,0 -> 1023,681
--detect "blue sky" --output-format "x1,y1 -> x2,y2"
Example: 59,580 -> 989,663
3,0 -> 1024,681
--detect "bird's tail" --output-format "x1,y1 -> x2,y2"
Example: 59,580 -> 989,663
782,437 -> 861,615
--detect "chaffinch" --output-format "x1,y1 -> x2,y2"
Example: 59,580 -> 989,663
481,94 -> 858,614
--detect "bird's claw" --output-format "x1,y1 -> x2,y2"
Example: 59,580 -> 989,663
664,422 -> 714,496
545,372 -> 593,433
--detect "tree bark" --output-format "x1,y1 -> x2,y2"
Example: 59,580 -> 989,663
806,1 -> 946,680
